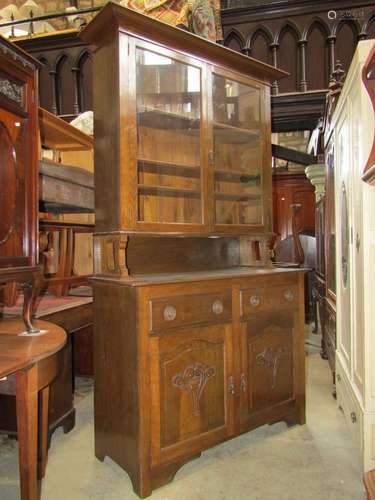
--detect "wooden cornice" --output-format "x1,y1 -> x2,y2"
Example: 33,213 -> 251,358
80,2 -> 287,83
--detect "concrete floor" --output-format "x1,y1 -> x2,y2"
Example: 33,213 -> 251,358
0,340 -> 366,500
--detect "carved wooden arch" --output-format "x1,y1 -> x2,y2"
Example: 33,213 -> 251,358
332,17 -> 361,38
274,20 -> 302,46
247,25 -> 274,56
74,49 -> 93,113
303,17 -> 330,42
53,52 -> 70,74
303,18 -> 330,90
223,28 -> 245,53
52,52 -> 70,115
75,49 -> 92,68
38,56 -> 50,70
275,21 -> 301,92
361,10 -> 375,37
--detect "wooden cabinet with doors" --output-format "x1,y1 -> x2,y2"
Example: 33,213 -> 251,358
94,270 -> 305,497
0,35 -> 42,331
81,3 -> 305,497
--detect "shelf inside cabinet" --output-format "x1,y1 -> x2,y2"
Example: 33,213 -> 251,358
214,168 -> 261,183
138,106 -> 200,132
138,158 -> 200,178
214,192 -> 261,202
138,183 -> 201,198
213,122 -> 260,144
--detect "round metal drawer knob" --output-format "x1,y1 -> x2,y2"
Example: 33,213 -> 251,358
212,299 -> 224,315
163,305 -> 177,321
249,295 -> 260,307
283,289 -> 295,302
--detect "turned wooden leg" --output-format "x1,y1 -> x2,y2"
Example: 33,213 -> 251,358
38,386 -> 50,479
16,364 -> 39,500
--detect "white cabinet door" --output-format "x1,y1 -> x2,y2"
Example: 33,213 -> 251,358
350,87 -> 365,398
335,111 -> 352,374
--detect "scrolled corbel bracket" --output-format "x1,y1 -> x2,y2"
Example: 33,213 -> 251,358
93,232 -> 130,278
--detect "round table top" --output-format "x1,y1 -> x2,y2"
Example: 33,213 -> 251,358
0,318 -> 67,379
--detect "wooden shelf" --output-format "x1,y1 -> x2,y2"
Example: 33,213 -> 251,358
138,106 -> 200,131
39,107 -> 93,151
214,191 -> 261,202
137,108 -> 259,145
138,183 -> 200,198
214,168 -> 261,183
138,158 -> 200,178
213,122 -> 259,144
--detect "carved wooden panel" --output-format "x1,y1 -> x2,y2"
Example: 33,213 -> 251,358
150,324 -> 233,465
241,313 -> 294,426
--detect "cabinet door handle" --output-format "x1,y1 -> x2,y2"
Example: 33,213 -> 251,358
283,289 -> 295,302
163,305 -> 177,321
336,374 -> 341,382
212,299 -> 223,315
350,411 -> 357,424
356,233 -> 360,252
228,376 -> 235,395
240,373 -> 247,393
249,295 -> 260,307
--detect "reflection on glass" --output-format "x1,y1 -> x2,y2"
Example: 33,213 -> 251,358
212,74 -> 262,225
341,182 -> 349,288
327,148 -> 336,294
135,48 -> 202,224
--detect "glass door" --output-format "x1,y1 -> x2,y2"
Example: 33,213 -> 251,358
135,45 -> 204,227
211,71 -> 264,228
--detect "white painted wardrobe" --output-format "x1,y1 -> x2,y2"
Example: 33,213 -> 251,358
332,39 -> 375,472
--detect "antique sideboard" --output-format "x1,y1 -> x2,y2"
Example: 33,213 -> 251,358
81,3 -> 306,497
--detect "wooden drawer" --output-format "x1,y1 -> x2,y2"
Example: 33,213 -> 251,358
325,327 -> 336,372
149,291 -> 232,334
240,285 -> 298,319
336,362 -> 363,453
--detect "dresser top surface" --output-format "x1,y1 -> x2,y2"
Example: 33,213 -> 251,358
92,266 -> 306,287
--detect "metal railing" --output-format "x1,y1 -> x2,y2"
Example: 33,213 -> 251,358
0,6 -> 102,37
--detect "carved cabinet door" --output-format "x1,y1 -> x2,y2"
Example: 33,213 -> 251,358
149,323 -> 234,466
239,313 -> 294,431
0,107 -> 26,268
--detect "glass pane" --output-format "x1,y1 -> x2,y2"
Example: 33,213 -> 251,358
136,48 -> 202,224
326,145 -> 336,295
0,121 -> 17,244
212,74 -> 262,225
340,182 -> 349,289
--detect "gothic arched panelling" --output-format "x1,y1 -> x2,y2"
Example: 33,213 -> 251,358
306,22 -> 329,90
38,57 -> 53,111
224,29 -> 244,53
367,15 -> 375,39
251,30 -> 272,65
78,51 -> 93,112
55,54 -> 75,116
277,27 -> 299,93
335,21 -> 358,74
